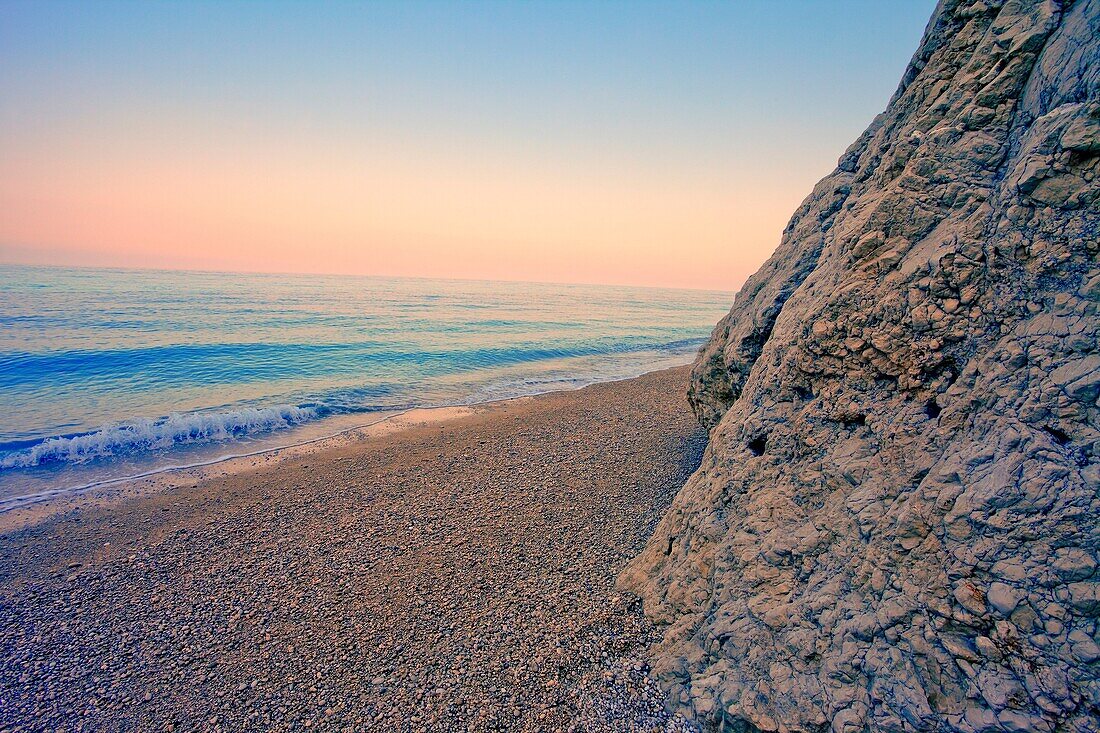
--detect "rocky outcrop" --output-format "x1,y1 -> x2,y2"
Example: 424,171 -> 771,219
622,1 -> 1100,731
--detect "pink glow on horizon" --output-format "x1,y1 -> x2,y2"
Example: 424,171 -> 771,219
0,134 -> 803,291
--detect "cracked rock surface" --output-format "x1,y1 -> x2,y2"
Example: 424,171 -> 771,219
623,1 -> 1100,731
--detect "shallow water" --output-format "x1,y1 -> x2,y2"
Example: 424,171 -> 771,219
0,265 -> 732,503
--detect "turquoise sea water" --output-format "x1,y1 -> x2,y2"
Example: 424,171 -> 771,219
0,265 -> 731,505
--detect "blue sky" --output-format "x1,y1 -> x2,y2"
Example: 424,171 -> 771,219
0,0 -> 937,289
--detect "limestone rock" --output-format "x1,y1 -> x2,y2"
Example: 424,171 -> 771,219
622,1 -> 1100,731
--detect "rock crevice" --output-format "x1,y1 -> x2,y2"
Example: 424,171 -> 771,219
623,1 -> 1100,731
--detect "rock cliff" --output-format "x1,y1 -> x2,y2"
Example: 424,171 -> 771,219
622,1 -> 1100,731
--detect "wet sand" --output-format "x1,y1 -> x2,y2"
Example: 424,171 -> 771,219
0,366 -> 705,732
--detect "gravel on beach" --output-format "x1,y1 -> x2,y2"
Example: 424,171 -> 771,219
1,366 -> 706,732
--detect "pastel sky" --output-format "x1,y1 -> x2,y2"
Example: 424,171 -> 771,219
0,1 -> 935,291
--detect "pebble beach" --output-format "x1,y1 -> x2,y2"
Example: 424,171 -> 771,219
1,366 -> 705,732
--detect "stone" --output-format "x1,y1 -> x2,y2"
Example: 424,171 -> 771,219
1061,111 -> 1100,153
622,1 -> 1100,731
1053,549 -> 1097,582
1067,582 -> 1100,616
1068,630 -> 1100,663
987,582 -> 1023,616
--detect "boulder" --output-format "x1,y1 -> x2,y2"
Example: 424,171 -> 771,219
622,1 -> 1100,731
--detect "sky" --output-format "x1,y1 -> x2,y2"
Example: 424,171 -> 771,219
0,0 -> 936,291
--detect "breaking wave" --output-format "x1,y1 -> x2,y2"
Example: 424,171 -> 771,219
0,337 -> 710,473
0,338 -> 709,474
0,405 -> 320,469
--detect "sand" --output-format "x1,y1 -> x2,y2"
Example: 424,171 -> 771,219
0,366 -> 705,732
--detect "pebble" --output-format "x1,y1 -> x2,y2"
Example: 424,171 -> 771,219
0,368 -> 704,732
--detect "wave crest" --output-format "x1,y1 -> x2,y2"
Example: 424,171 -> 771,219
1,405 -> 318,469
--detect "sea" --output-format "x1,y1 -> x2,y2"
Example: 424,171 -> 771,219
0,265 -> 732,508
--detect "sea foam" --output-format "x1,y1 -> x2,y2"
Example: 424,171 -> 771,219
0,267 -> 734,486
0,405 -> 318,469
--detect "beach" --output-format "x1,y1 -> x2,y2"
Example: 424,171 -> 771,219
1,366 -> 705,731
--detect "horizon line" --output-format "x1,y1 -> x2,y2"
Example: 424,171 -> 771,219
0,258 -> 739,296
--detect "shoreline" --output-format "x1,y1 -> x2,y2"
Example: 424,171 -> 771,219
1,364 -> 705,731
0,358 -> 698,533
0,405 -> 475,534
